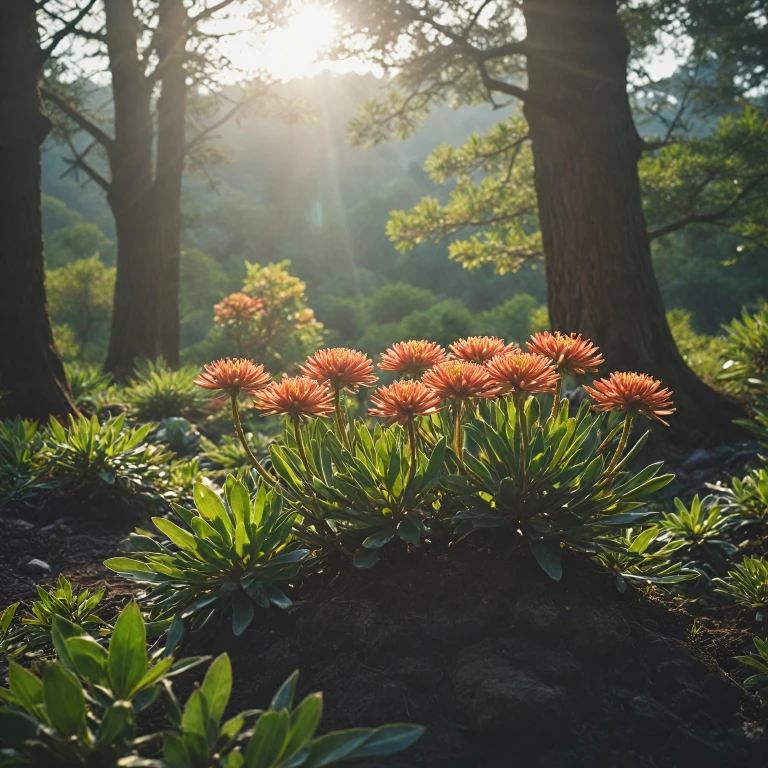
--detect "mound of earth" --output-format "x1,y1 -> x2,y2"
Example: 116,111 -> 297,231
210,543 -> 766,768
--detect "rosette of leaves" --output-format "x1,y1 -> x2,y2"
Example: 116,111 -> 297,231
735,407 -> 768,452
0,602 -> 207,767
720,304 -> 768,401
64,363 -> 114,412
270,418 -> 447,568
0,603 -> 25,662
716,468 -> 768,522
106,479 -> 309,637
20,576 -> 110,656
124,359 -> 209,421
42,413 -> 172,498
445,398 -> 672,580
594,527 -> 699,593
737,637 -> 768,702
657,495 -> 739,568
713,556 -> 768,621
161,654 -> 423,768
0,417 -> 51,510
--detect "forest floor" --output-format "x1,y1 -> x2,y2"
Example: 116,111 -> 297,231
1,439 -> 766,767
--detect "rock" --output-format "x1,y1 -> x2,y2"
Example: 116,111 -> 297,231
39,519 -> 70,534
22,558 -> 51,577
683,449 -> 715,468
453,647 -> 569,742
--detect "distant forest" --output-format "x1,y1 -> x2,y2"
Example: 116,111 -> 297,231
41,70 -> 768,365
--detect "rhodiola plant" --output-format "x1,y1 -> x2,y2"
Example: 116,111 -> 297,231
190,332 -> 677,582
446,394 -> 673,579
106,478 -> 308,637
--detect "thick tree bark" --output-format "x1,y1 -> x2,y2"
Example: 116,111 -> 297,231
521,0 -> 742,441
102,0 -> 161,379
0,0 -> 77,419
154,0 -> 189,368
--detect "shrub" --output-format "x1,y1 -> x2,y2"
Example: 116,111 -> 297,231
0,417 -> 47,510
214,260 -> 324,365
594,527 -> 698,593
657,495 -> 738,564
0,602 -> 206,766
19,576 -> 110,656
717,468 -> 768,522
737,636 -> 768,701
713,556 -> 768,620
0,603 -> 25,662
106,478 -> 309,637
0,603 -> 422,767
124,359 -> 209,421
720,303 -> 768,401
65,363 -> 114,411
43,413 -> 173,499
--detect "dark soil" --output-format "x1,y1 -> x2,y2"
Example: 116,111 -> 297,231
204,543 -> 767,768
0,515 -> 131,606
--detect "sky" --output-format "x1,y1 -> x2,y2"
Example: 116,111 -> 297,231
208,2 -> 682,84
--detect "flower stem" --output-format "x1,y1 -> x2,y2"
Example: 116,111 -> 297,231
334,389 -> 351,450
292,417 -> 312,475
514,393 -> 529,491
231,394 -> 274,486
604,414 -> 633,478
551,375 -> 563,420
452,399 -> 464,462
405,418 -> 418,501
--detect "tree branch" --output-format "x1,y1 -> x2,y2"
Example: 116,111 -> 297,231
41,86 -> 114,151
647,172 -> 768,240
60,135 -> 111,192
39,0 -> 100,65
476,60 -> 530,102
184,83 -> 273,155
188,0 -> 239,26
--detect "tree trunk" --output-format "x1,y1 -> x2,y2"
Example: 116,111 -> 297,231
0,0 -> 77,420
521,0 -> 742,441
154,0 -> 188,368
103,0 -> 161,379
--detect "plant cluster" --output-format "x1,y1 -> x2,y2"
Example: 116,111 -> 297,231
0,603 -> 421,767
125,359 -> 210,422
0,413 -> 195,513
108,331 -> 689,634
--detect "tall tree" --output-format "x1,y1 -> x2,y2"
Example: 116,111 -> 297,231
331,0 -> 756,439
42,0 -> 278,377
0,0 -> 94,419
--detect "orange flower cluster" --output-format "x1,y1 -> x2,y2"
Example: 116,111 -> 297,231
369,380 -> 442,427
485,353 -> 559,396
194,358 -> 272,396
421,361 -> 499,401
301,348 -> 377,392
584,372 -> 675,425
379,340 -> 448,376
527,332 -> 604,376
213,293 -> 263,324
254,376 -> 335,420
450,336 -> 518,364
